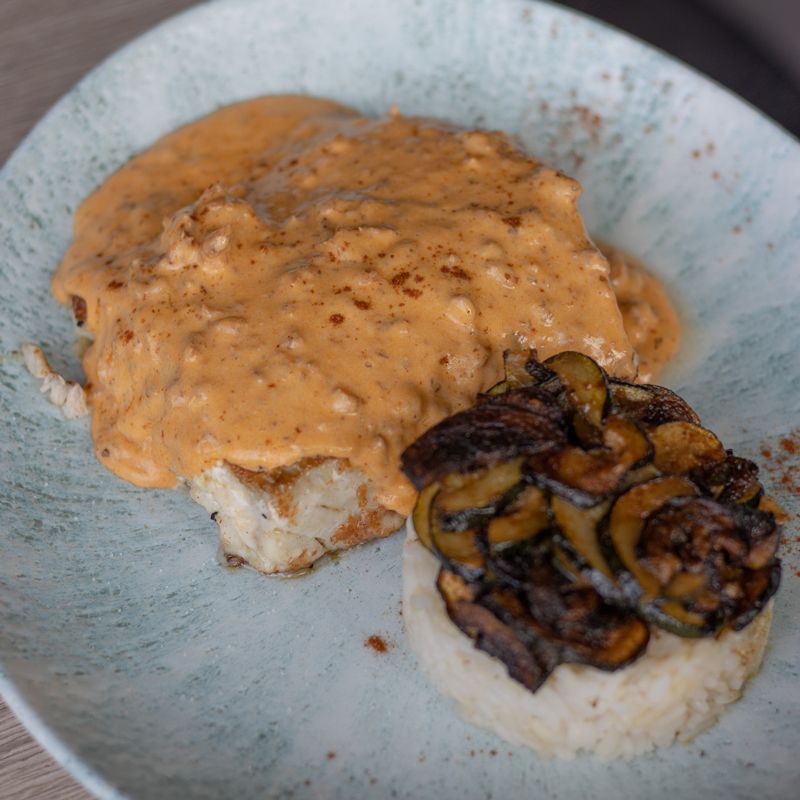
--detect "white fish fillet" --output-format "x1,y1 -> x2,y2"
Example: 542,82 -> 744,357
188,457 -> 405,574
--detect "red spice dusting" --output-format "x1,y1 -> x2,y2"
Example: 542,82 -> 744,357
758,431 -> 800,555
353,298 -> 372,310
501,216 -> 522,228
567,106 -> 602,145
390,270 -> 411,286
781,467 -> 800,493
329,313 -> 345,326
439,355 -> 450,366
365,634 -> 388,653
403,287 -> 423,299
762,431 -> 800,499
106,280 -> 124,291
440,265 -> 472,280
120,330 -> 134,344
327,752 -> 336,760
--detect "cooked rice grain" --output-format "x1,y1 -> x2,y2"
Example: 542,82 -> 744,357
21,343 -> 88,419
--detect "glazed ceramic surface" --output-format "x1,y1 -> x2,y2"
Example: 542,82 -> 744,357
1,0 -> 799,797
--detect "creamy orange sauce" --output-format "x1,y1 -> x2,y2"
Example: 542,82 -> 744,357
601,244 -> 680,383
52,95 -> 676,516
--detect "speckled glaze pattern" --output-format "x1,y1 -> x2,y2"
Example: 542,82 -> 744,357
0,1 -> 798,798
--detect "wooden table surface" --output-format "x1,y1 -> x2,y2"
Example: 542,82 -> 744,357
1,2 -> 796,799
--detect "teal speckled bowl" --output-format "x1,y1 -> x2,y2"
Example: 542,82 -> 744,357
1,1 -> 799,798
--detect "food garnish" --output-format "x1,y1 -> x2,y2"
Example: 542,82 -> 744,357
401,350 -> 782,691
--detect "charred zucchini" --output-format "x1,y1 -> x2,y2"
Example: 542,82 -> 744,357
544,350 -> 610,443
436,459 -> 525,531
413,481 -> 485,580
481,554 -> 649,673
610,380 -> 700,426
437,569 -> 551,691
400,386 -> 566,490
550,496 -> 622,600
648,421 -> 726,475
524,412 -> 653,507
487,485 -> 550,550
606,476 -> 699,602
402,349 -> 784,694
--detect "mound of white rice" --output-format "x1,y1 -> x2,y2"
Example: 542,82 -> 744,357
402,527 -> 772,760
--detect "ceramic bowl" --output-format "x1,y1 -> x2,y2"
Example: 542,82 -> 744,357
1,1 -> 799,798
